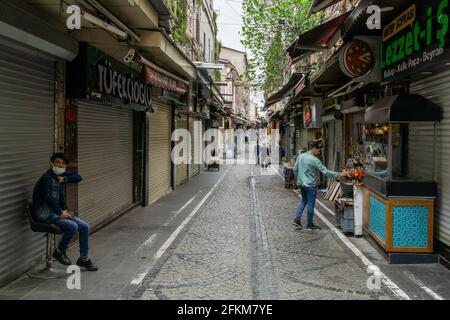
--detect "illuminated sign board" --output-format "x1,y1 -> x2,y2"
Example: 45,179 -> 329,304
381,0 -> 450,81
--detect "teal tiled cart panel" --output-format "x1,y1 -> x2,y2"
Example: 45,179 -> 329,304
370,195 -> 386,243
392,205 -> 429,248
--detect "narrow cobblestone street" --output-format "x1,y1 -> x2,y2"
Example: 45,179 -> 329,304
130,164 -> 391,300
2,164 -> 450,300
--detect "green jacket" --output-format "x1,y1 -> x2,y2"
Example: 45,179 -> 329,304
293,152 -> 340,187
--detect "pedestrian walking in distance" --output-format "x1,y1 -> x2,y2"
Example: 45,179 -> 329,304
292,140 -> 348,230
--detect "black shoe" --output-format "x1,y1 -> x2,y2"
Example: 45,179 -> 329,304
306,224 -> 322,231
52,249 -> 72,266
77,258 -> 98,271
292,220 -> 303,228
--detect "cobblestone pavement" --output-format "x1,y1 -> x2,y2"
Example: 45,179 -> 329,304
131,164 -> 392,300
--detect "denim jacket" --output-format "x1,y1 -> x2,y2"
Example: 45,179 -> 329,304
31,169 -> 82,223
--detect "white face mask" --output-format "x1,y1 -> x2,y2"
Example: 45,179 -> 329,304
52,166 -> 66,176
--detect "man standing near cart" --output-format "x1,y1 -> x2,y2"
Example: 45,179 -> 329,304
292,140 -> 348,230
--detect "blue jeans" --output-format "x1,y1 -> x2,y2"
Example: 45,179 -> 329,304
294,186 -> 318,226
51,216 -> 89,257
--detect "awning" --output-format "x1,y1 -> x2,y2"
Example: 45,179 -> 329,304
341,0 -> 412,41
322,110 -> 343,122
286,11 -> 352,60
365,94 -> 442,123
341,95 -> 365,114
264,73 -> 304,110
0,1 -> 78,60
308,0 -> 345,16
310,54 -> 351,90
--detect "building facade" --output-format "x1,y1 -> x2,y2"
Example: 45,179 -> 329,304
0,0 -> 226,287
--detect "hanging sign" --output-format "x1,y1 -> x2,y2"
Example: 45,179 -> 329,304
142,65 -> 188,95
381,0 -> 450,81
303,100 -> 312,127
66,43 -> 151,107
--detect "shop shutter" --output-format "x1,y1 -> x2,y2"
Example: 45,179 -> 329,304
325,121 -> 335,170
335,119 -> 343,168
149,101 -> 172,204
410,70 -> 450,246
77,102 -> 134,229
176,115 -> 189,186
190,117 -> 200,177
295,127 -> 302,156
0,46 -> 54,286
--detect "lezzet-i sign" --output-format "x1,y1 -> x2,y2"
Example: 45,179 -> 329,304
381,0 -> 450,81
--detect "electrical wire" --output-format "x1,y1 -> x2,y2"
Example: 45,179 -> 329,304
220,0 -> 242,17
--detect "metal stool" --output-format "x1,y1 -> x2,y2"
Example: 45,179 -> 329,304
25,204 -> 66,279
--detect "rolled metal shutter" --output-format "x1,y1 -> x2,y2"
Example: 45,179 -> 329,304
295,128 -> 302,156
149,101 -> 172,204
176,115 -> 189,186
190,117 -> 200,177
0,46 -> 54,286
410,70 -> 450,246
77,102 -> 134,229
325,121 -> 335,170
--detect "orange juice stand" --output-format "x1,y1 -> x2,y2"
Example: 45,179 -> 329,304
360,94 -> 441,263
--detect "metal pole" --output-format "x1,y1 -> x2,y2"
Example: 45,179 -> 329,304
388,124 -> 393,180
433,123 -> 437,181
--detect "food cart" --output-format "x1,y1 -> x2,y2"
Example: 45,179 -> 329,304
362,94 -> 441,258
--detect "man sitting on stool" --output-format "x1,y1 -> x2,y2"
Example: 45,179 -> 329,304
31,153 -> 98,271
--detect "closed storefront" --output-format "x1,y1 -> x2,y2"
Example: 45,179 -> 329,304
295,121 -> 303,156
325,120 -> 335,170
149,100 -> 173,204
76,102 -> 134,229
0,0 -> 78,285
410,70 -> 450,254
0,45 -> 55,286
65,43 -> 149,228
322,112 -> 343,172
190,116 -> 200,177
175,114 -> 189,186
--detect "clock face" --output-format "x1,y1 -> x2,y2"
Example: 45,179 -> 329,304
343,40 -> 375,77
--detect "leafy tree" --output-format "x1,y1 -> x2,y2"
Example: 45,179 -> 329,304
241,0 -> 322,96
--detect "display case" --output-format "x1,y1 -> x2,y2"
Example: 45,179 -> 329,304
362,123 -> 437,198
361,94 -> 441,255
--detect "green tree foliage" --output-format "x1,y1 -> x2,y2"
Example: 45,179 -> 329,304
168,0 -> 189,44
241,0 -> 322,95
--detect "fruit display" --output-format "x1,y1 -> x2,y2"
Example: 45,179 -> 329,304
364,124 -> 389,143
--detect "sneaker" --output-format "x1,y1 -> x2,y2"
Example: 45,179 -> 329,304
52,249 -> 72,266
292,220 -> 303,228
306,224 -> 322,231
76,258 -> 98,271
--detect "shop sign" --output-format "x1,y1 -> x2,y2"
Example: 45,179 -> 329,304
340,39 -> 375,78
97,63 -> 151,107
304,100 -> 312,127
381,0 -> 450,81
303,98 -> 324,128
383,5 -> 416,42
142,65 -> 188,95
66,43 -> 151,107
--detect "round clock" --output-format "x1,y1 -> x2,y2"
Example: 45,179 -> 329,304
341,40 -> 375,78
